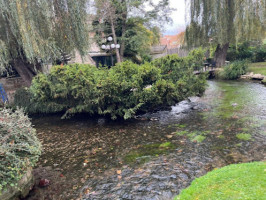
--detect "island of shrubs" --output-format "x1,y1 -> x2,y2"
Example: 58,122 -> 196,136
14,51 -> 207,120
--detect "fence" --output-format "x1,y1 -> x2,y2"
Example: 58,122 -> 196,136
167,48 -> 189,57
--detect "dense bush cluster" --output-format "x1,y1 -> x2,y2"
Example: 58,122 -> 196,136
15,54 -> 207,120
227,42 -> 266,62
153,47 -> 206,72
217,60 -> 249,80
0,108 -> 41,193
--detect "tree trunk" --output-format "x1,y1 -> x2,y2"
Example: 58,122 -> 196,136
120,1 -> 127,61
120,21 -> 126,61
12,59 -> 37,87
110,16 -> 121,63
214,43 -> 229,67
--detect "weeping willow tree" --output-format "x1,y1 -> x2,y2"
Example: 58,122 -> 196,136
185,0 -> 266,67
0,0 -> 89,86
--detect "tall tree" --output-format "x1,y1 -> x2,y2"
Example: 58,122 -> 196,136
93,0 -> 172,62
185,0 -> 266,66
124,18 -> 161,61
0,0 -> 89,86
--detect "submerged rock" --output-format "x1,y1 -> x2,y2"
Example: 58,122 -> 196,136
39,179 -> 50,187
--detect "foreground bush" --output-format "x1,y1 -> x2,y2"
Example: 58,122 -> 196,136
16,55 -> 206,120
217,60 -> 249,80
0,108 -> 41,193
175,162 -> 265,200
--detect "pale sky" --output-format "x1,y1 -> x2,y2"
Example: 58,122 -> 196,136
163,0 -> 186,35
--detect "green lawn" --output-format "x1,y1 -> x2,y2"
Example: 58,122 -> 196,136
248,62 -> 266,76
174,162 -> 266,200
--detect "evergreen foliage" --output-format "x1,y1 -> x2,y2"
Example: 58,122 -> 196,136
217,60 -> 249,80
0,108 -> 41,193
17,54 -> 207,120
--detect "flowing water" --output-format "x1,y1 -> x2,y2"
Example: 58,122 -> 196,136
26,80 -> 266,200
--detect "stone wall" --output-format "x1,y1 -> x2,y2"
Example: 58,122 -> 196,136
0,77 -> 26,103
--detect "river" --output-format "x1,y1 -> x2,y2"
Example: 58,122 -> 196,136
25,80 -> 266,200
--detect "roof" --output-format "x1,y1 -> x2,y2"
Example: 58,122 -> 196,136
160,32 -> 185,49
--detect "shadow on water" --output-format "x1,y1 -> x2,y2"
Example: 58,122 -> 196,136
26,80 -> 266,200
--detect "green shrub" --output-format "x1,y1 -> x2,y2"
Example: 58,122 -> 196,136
175,162 -> 265,200
227,42 -> 266,62
252,46 -> 266,62
13,88 -> 31,109
227,42 -> 253,61
20,56 -> 206,120
152,48 -> 205,73
186,47 -> 206,71
0,108 -> 41,193
218,60 -> 249,80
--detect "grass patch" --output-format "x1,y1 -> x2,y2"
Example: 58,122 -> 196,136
124,142 -> 176,164
175,130 -> 188,136
187,132 -> 197,138
173,124 -> 187,128
174,162 -> 266,200
248,62 -> 266,76
176,130 -> 207,143
218,135 -> 225,139
159,142 -> 172,148
191,135 -> 206,143
236,133 -> 252,141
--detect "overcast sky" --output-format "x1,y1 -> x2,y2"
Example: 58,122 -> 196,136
163,0 -> 186,35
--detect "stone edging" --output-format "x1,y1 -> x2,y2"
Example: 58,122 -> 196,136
0,167 -> 34,200
241,72 -> 266,85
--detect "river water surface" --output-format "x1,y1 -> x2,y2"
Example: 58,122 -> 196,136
26,80 -> 266,200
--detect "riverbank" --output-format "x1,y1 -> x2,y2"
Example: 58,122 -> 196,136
248,62 -> 266,76
175,162 -> 266,200
239,62 -> 266,85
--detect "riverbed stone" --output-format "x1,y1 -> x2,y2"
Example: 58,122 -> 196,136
81,148 -> 211,200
